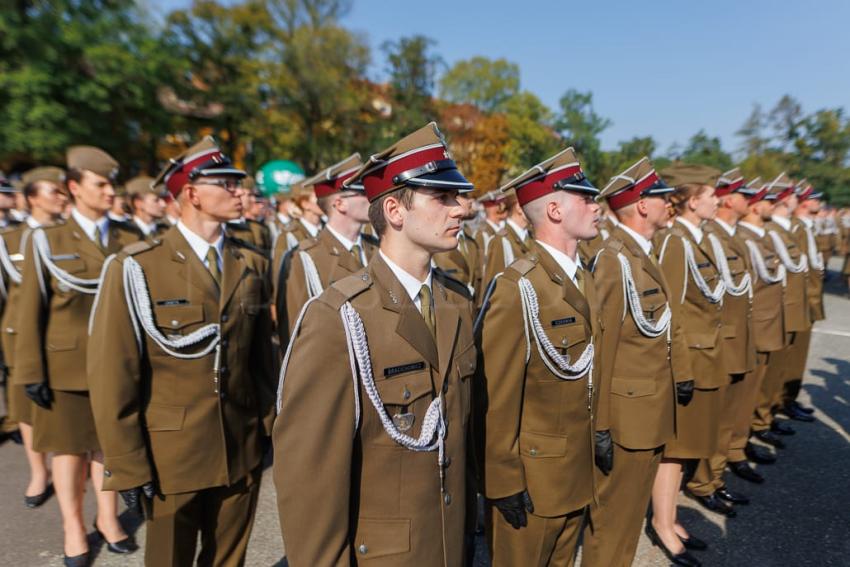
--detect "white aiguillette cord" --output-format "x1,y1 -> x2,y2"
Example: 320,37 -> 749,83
706,233 -> 752,298
32,228 -> 101,295
768,230 -> 807,274
616,253 -> 671,338
745,239 -> 786,286
681,238 -> 725,304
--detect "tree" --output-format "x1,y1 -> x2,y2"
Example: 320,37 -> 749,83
439,57 -> 520,113
596,136 -> 658,186
501,91 -> 560,176
735,103 -> 768,157
678,130 -> 734,170
554,89 -> 611,180
767,94 -> 803,151
381,35 -> 443,140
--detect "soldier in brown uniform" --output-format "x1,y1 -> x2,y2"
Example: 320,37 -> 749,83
0,174 -> 23,439
434,191 -> 483,304
474,189 -> 507,261
583,157 -> 696,567
16,147 -> 143,565
88,137 -> 276,567
226,179 -> 273,255
127,175 -> 170,239
482,190 -> 532,289
764,174 -> 813,429
1,167 -> 66,509
685,168 -> 757,513
274,123 -> 476,566
478,148 -> 600,566
270,180 -> 321,292
276,154 -> 377,345
783,182 -> 824,418
732,184 -> 786,482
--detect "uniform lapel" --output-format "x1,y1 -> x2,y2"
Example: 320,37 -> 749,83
165,228 -> 219,300
532,242 -> 591,325
220,240 -> 248,311
372,256 -> 439,371
106,220 -> 128,255
433,278 -> 459,393
324,230 -> 360,273
614,227 -> 666,287
68,216 -> 106,264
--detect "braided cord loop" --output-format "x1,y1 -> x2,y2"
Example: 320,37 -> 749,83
768,230 -> 807,274
681,238 -> 725,304
745,239 -> 786,285
707,233 -> 752,298
32,229 -> 101,294
802,224 -> 825,271
617,253 -> 671,338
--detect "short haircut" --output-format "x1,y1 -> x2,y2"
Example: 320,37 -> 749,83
317,194 -> 335,216
668,183 -> 710,215
367,187 -> 415,236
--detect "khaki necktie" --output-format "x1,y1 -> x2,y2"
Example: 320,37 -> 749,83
350,244 -> 363,268
94,225 -> 106,252
206,247 -> 221,286
418,284 -> 436,340
574,268 -> 585,296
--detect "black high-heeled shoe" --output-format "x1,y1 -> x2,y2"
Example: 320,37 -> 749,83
93,521 -> 139,554
645,521 -> 702,566
63,550 -> 91,567
680,532 -> 708,551
24,482 -> 54,508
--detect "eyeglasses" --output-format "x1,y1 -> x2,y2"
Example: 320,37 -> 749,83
194,179 -> 243,193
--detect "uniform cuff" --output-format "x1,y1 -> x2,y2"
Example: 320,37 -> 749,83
103,447 -> 152,492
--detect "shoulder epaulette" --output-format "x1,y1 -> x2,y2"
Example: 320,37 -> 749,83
508,257 -> 536,276
606,237 -> 625,252
226,235 -> 269,259
433,266 -> 471,300
324,272 -> 372,309
123,239 -> 158,256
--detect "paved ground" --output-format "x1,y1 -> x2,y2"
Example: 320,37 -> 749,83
2,260 -> 850,566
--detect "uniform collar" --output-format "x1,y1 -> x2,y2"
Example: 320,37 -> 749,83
176,220 -> 224,265
676,217 -> 704,244
536,240 -> 581,282
379,249 -> 432,312
618,223 -> 653,256
486,218 -> 504,232
771,215 -> 792,231
133,216 -> 156,236
799,216 -> 814,229
72,207 -> 110,245
277,212 -> 291,225
325,223 -> 362,252
506,218 -> 528,242
715,218 -> 736,237
25,216 -> 41,229
739,221 -> 765,237
299,217 -> 320,237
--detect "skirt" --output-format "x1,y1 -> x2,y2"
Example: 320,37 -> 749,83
32,389 -> 100,454
664,386 -> 722,459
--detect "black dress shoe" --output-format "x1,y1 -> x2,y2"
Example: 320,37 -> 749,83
792,400 -> 814,414
685,490 -> 737,517
745,442 -> 776,464
728,460 -> 765,483
645,522 -> 702,566
754,430 -> 786,449
716,486 -> 750,505
779,404 -> 815,422
24,483 -> 54,508
771,420 -> 796,435
680,533 -> 708,551
63,551 -> 90,567
93,522 -> 139,554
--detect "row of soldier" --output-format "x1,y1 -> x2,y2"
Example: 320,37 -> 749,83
0,121 -> 827,567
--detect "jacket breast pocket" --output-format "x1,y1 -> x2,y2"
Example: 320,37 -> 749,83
372,369 -> 434,447
154,304 -> 206,333
240,277 -> 264,316
520,430 -> 567,458
611,378 -> 656,399
353,518 -> 410,560
145,403 -> 186,432
543,319 -> 587,352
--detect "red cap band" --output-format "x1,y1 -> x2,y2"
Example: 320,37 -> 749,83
715,178 -> 744,198
515,165 -> 583,206
776,187 -> 795,201
164,149 -> 224,197
362,146 -> 448,201
798,186 -> 813,200
607,171 -> 660,210
313,168 -> 359,199
748,187 -> 769,204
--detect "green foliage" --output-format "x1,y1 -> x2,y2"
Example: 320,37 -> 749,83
553,89 -> 611,181
439,56 -> 520,112
381,35 -> 443,141
676,130 -> 734,171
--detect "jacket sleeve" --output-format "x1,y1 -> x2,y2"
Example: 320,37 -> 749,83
13,234 -> 48,386
273,299 -> 354,567
658,237 -> 693,383
284,251 -> 311,336
482,236 -> 506,292
87,256 -> 153,491
479,274 -> 528,499
591,251 -> 624,432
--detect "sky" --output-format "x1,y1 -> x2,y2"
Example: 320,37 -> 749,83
152,0 -> 850,155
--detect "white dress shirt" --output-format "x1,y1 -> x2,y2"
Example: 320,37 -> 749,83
771,215 -> 792,231
738,221 -> 765,238
676,217 -> 704,244
536,240 -> 582,287
506,218 -> 529,243
379,250 -> 432,313
619,223 -> 654,257
176,221 -> 224,272
715,218 -> 736,237
72,207 -> 110,247
485,219 -> 504,232
299,218 -> 320,238
133,216 -> 156,236
326,224 -> 366,265
26,216 -> 41,230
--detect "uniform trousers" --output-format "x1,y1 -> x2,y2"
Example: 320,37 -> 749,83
489,505 -> 585,567
752,344 -> 790,432
582,445 -> 662,567
728,353 -> 770,462
145,466 -> 261,567
781,329 -> 812,406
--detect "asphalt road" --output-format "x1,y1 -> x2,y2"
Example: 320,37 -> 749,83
2,260 -> 849,566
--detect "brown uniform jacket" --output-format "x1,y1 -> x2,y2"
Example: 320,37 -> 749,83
704,221 -> 756,376
473,220 -> 500,268
15,216 -> 142,390
482,223 -> 532,290
593,227 -> 691,450
227,218 -> 273,255
791,217 -> 826,321
271,218 -> 317,292
274,255 -> 475,566
766,219 -> 811,333
276,228 -> 378,344
479,242 -> 598,517
658,222 -> 724,389
736,223 -> 786,353
433,227 -> 483,305
0,223 -> 34,372
87,227 -> 275,495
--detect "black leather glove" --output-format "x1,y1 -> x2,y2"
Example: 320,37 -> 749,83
676,380 -> 695,406
120,482 -> 155,516
594,430 -> 614,475
730,373 -> 745,384
490,490 -> 534,529
25,382 -> 53,409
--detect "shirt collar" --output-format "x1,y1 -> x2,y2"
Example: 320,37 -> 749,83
738,221 -> 765,237
771,215 -> 792,231
799,216 -> 814,229
166,215 -> 179,226
277,212 -> 291,225
176,220 -> 224,264
379,250 -> 432,308
133,216 -> 155,236
486,219 -> 504,232
325,224 -> 362,252
506,218 -> 528,242
536,240 -> 582,282
715,218 -> 736,236
72,207 -> 110,243
618,223 -> 653,256
108,211 -> 128,222
299,217 -> 320,237
676,217 -> 704,244
25,216 -> 41,229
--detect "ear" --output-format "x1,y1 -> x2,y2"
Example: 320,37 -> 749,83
383,194 -> 405,229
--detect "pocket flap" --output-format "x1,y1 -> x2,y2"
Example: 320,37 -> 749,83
721,324 -> 737,339
520,431 -> 567,458
354,518 -> 410,560
154,304 -> 205,330
375,370 -> 433,405
46,335 -> 77,352
456,345 -> 477,378
145,403 -> 186,432
686,329 -> 719,350
544,321 -> 588,350
611,378 -> 656,398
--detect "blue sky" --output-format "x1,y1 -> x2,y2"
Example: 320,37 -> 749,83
152,0 -> 850,155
